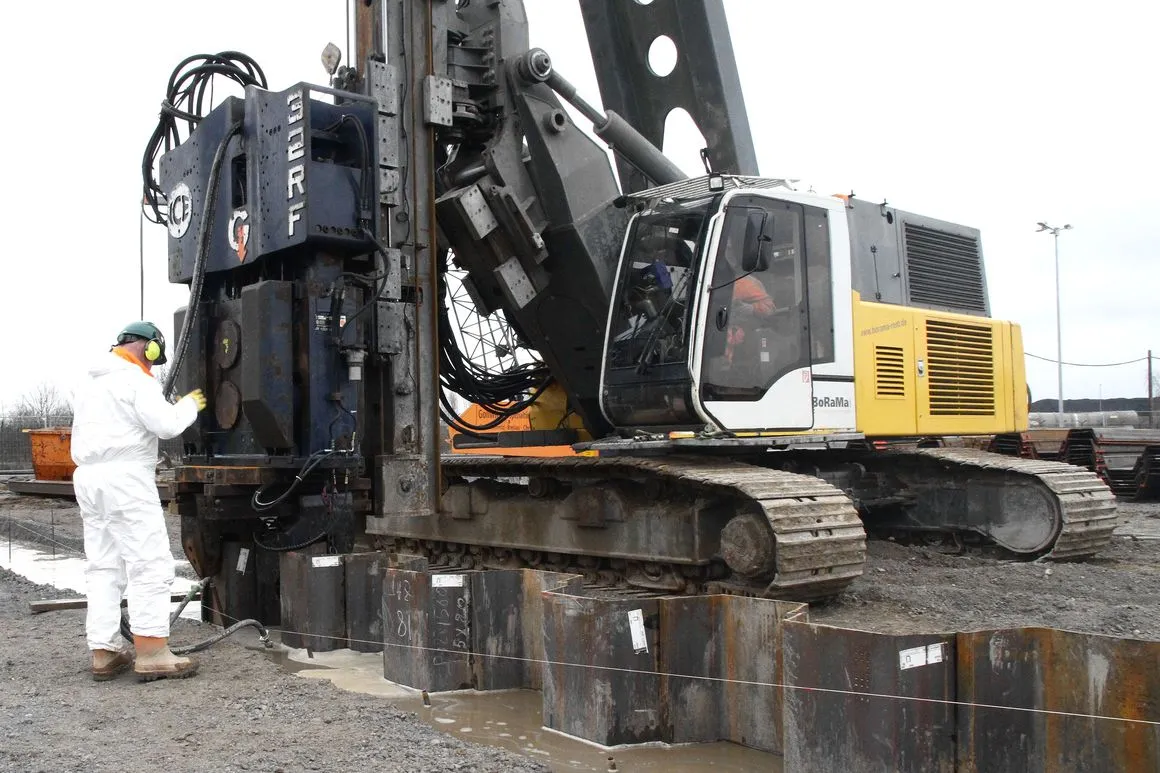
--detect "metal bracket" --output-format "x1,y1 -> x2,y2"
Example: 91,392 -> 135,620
458,185 -> 500,241
370,59 -> 401,206
375,301 -> 405,355
495,256 -> 536,309
424,75 -> 454,126
382,247 -> 403,300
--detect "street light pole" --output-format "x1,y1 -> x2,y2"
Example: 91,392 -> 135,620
1037,221 -> 1072,418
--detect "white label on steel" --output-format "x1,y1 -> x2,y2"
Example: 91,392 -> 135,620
899,645 -> 928,670
431,574 -> 464,588
628,609 -> 648,654
927,642 -> 945,664
312,555 -> 342,568
236,548 -> 250,574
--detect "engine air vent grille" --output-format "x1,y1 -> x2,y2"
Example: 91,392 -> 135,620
904,223 -> 987,315
875,346 -> 906,399
926,320 -> 995,416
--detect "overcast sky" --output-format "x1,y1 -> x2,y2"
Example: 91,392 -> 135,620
1,0 -> 1155,413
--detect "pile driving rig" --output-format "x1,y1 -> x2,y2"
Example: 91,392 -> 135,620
146,0 -> 1116,623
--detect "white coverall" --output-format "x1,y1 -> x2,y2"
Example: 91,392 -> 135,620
70,352 -> 199,651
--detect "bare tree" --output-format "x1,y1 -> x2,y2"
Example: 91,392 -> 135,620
15,382 -> 72,427
1151,372 -> 1160,429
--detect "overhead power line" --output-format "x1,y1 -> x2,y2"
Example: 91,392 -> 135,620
1025,353 -> 1154,368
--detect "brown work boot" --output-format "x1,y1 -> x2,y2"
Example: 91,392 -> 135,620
132,635 -> 199,682
91,648 -> 133,681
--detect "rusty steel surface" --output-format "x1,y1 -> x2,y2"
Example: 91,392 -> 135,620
343,553 -> 428,654
1135,446 -> 1160,500
781,620 -> 1159,773
202,539 -> 281,628
352,558 -> 1160,768
278,549 -> 347,652
345,552 -> 388,653
958,628 -> 1160,773
782,622 -> 957,773
470,569 -> 581,691
214,380 -> 241,429
543,592 -> 665,746
381,567 -> 472,692
175,465 -> 268,486
991,430 -> 1070,461
380,565 -> 583,694
4,477 -> 174,501
658,596 -> 804,753
1060,428 -> 1160,498
542,588 -> 804,753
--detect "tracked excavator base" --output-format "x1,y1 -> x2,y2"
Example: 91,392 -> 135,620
368,455 -> 867,602
366,444 -> 1117,603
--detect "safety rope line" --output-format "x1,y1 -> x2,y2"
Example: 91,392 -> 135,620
5,531 -> 1158,729
1026,352 -> 1154,368
203,607 -> 1160,729
3,520 -> 86,556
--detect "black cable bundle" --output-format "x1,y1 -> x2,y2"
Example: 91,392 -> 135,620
141,52 -> 267,225
435,258 -> 554,436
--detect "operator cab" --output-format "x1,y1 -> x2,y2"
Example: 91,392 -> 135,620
600,176 -> 845,434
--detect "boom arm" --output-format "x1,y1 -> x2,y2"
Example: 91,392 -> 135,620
430,0 -> 755,434
578,0 -> 759,192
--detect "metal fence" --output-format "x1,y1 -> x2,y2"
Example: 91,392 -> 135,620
0,415 -> 182,473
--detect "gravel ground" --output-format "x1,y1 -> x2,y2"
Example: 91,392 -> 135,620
0,490 -> 551,772
809,529 -> 1160,639
808,500 -> 1160,639
0,563 -> 550,773
1,485 -> 1158,772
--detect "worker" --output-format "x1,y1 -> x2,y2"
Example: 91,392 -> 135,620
724,267 -> 774,366
70,321 -> 206,682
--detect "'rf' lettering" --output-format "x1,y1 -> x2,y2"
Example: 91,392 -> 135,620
288,202 -> 305,237
286,89 -> 306,238
287,165 -> 305,200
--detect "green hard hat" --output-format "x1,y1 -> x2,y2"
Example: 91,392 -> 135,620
116,321 -> 167,365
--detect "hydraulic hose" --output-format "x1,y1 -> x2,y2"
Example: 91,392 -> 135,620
163,121 -> 243,399
118,577 -> 272,654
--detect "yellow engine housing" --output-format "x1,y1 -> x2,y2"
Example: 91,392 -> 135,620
852,292 -> 1028,437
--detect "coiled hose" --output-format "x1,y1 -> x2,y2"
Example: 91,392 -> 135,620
119,577 -> 272,655
163,121 -> 242,400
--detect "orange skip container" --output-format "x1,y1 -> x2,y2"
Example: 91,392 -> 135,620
24,427 -> 76,481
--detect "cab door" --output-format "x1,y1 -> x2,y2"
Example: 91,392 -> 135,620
693,195 -> 814,431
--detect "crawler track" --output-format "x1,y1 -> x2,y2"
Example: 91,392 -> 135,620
905,447 -> 1118,559
372,448 -> 1117,602
371,454 -> 867,602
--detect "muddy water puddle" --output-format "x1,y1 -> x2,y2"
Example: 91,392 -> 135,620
1,539 -> 200,621
271,647 -> 782,772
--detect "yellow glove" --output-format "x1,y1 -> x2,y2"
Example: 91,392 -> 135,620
185,389 -> 207,411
